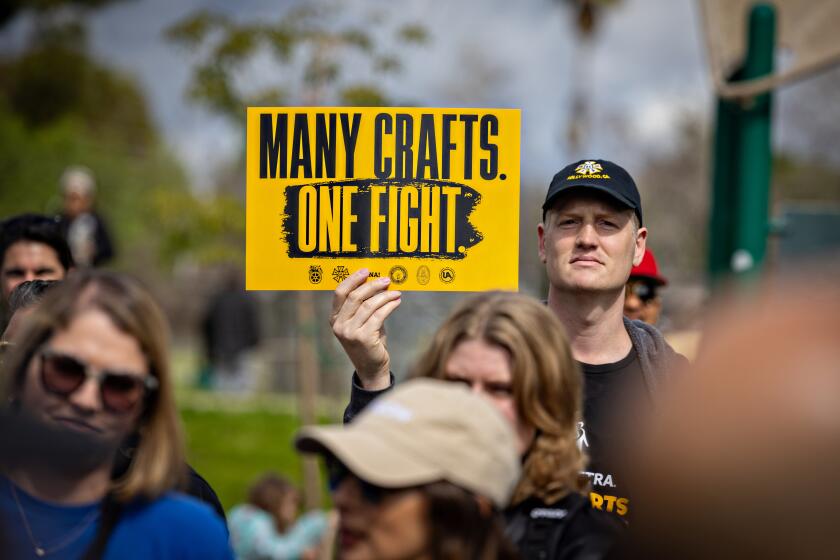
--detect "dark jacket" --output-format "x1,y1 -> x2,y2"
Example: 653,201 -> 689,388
623,317 -> 687,404
506,494 -> 623,560
57,211 -> 115,267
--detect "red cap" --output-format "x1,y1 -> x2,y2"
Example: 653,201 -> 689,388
630,248 -> 667,286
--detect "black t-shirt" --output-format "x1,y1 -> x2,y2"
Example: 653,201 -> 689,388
578,350 -> 647,521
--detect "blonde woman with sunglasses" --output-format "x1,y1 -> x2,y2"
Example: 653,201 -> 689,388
0,270 -> 231,559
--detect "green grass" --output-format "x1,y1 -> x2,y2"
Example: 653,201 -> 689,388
181,407 -> 301,511
177,391 -> 342,512
178,400 -> 302,512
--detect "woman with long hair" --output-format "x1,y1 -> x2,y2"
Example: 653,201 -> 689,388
341,291 -> 622,559
0,270 -> 231,559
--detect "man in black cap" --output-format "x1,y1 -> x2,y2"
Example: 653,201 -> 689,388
536,160 -> 685,520
330,159 -> 685,522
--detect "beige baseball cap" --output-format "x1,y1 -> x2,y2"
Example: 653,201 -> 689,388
295,378 -> 521,508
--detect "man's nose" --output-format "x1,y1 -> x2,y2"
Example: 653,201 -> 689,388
575,223 -> 598,247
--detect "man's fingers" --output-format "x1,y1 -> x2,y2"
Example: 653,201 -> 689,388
344,289 -> 402,333
331,275 -> 392,325
331,268 -> 370,316
369,297 -> 402,326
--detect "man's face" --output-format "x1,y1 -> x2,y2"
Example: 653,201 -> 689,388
624,278 -> 663,325
1,241 -> 66,300
63,190 -> 92,219
538,194 -> 646,294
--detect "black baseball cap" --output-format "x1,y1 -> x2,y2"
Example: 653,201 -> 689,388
542,159 -> 643,226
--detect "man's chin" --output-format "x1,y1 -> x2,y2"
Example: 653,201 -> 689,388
558,279 -> 615,293
554,283 -> 630,303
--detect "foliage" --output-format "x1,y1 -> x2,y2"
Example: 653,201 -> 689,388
338,84 -> 392,107
0,22 -> 155,151
149,188 -> 245,268
166,2 -> 428,122
773,154 -> 840,203
0,0 -> 130,29
0,19 -> 244,274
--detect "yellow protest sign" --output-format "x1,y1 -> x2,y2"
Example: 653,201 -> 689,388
246,107 -> 520,291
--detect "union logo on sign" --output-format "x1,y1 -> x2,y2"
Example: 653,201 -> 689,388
389,265 -> 408,285
308,265 -> 323,284
332,266 -> 350,283
416,265 -> 430,285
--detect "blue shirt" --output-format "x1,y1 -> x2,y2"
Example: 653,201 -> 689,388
228,504 -> 327,560
0,476 -> 233,559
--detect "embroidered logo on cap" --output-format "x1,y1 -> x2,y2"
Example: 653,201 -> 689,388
566,161 -> 610,181
575,161 -> 603,175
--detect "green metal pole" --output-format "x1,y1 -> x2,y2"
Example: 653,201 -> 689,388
731,3 -> 775,278
708,94 -> 740,284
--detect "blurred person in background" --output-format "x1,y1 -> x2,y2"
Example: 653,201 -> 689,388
0,214 -> 73,304
0,270 -> 231,558
615,273 -> 840,559
296,378 -> 521,560
623,248 -> 666,325
57,166 -> 115,268
332,159 -> 686,523
228,472 -> 329,560
201,267 -> 261,392
341,292 -> 622,559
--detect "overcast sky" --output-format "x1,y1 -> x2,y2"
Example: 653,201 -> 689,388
4,0 -> 820,191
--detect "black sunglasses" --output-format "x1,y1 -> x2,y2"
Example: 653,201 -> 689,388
626,280 -> 657,303
325,457 -> 393,504
38,349 -> 158,414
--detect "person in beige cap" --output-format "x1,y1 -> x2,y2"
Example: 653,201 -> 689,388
296,378 -> 520,560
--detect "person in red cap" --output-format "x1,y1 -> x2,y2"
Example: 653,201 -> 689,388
624,248 -> 667,325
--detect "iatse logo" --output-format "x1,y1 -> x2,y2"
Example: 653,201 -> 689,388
575,161 -> 603,175
332,266 -> 350,283
439,267 -> 455,284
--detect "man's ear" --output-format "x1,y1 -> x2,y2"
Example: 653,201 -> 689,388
633,227 -> 648,266
537,222 -> 547,264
